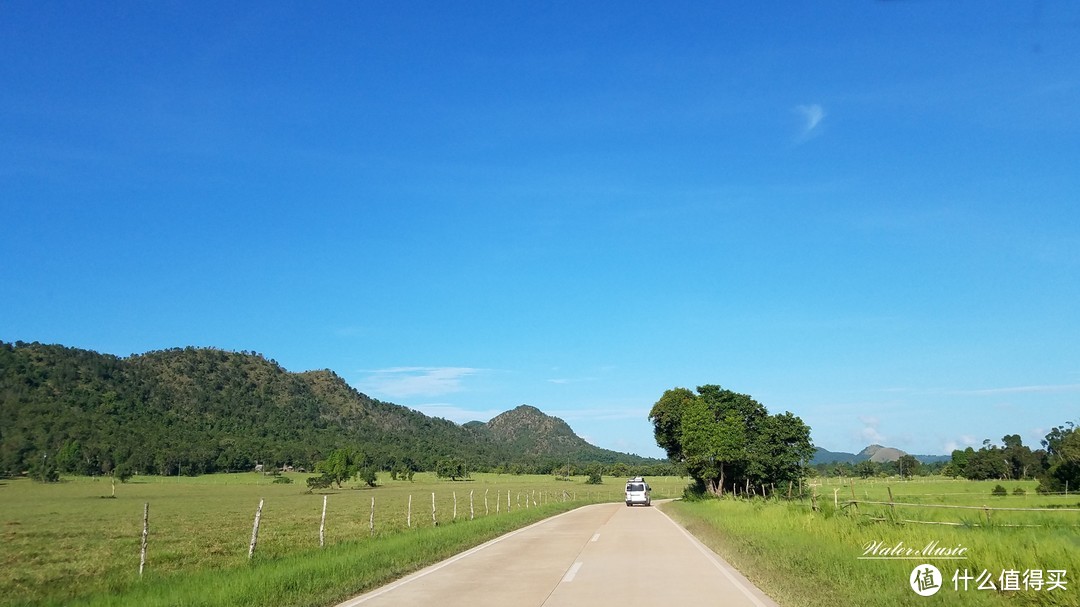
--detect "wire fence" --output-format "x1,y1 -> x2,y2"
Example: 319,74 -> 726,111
801,484 -> 1080,528
135,487 -> 592,575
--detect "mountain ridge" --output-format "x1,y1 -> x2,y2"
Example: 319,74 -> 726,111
0,341 -> 665,477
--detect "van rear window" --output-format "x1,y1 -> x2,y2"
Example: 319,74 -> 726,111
627,483 -> 645,492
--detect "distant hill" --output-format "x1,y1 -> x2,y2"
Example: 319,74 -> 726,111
811,447 -> 863,465
812,445 -> 951,465
477,405 -> 655,465
0,341 -> 665,477
859,444 -> 906,463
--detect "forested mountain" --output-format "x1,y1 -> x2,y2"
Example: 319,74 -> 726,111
0,341 -> 663,477
478,405 -> 655,466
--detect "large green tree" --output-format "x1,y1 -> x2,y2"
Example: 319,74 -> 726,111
950,435 -> 1049,482
435,458 -> 468,480
314,448 -> 361,488
1039,423 -> 1079,493
649,385 -> 813,496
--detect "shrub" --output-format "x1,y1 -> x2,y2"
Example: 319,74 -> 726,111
682,478 -> 711,501
1012,486 -> 1026,496
272,476 -> 293,484
358,466 -> 378,487
306,473 -> 334,492
113,463 -> 134,483
991,484 -> 1008,497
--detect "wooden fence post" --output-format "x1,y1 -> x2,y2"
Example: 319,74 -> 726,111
470,490 -> 474,520
248,498 -> 264,559
370,497 -> 375,536
432,492 -> 437,526
320,495 -> 328,548
407,495 -> 412,528
453,491 -> 457,521
139,502 -> 149,576
887,487 -> 895,518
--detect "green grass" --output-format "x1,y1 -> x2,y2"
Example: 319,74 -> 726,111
663,477 -> 1080,607
60,500 -> 584,607
0,472 -> 685,606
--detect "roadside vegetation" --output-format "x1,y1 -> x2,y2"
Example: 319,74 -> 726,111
663,478 -> 1080,607
647,384 -> 1080,605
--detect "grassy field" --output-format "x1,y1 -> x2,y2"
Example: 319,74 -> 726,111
0,472 -> 685,606
14,472 -> 1075,606
662,477 -> 1080,607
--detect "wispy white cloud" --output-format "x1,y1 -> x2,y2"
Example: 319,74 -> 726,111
359,366 -> 484,398
333,325 -> 368,338
857,415 -> 886,444
943,435 -> 979,453
794,103 -> 825,141
869,383 -> 1080,397
549,407 -> 648,422
547,376 -> 597,385
409,402 -> 503,424
945,383 -> 1080,396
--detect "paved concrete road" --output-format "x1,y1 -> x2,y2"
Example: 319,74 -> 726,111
336,502 -> 779,607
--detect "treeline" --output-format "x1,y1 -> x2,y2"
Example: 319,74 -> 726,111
0,341 -> 664,479
944,427 -> 1079,493
813,457 -> 948,479
649,385 -> 814,496
810,427 -> 1079,494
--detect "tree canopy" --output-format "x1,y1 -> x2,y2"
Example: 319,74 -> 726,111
649,385 -> 814,496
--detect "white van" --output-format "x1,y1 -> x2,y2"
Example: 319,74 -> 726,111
625,476 -> 651,506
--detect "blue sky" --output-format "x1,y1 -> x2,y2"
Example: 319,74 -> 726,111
3,2 -> 1079,459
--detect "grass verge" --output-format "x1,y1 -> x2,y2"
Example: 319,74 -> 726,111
661,497 -> 1080,607
54,500 -> 582,607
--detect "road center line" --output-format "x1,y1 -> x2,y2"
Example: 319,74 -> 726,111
590,533 -> 600,542
562,561 -> 584,582
338,505 -> 604,606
